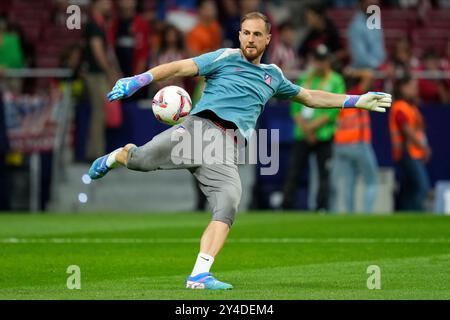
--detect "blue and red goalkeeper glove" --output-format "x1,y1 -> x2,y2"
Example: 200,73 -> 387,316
343,92 -> 392,112
107,72 -> 153,102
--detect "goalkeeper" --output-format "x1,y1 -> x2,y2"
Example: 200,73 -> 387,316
88,12 -> 391,290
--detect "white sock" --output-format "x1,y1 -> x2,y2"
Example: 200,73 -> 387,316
190,253 -> 214,277
106,147 -> 123,168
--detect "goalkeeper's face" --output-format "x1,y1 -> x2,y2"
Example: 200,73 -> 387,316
239,19 -> 271,63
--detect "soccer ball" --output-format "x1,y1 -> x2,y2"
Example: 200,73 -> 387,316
152,85 -> 192,125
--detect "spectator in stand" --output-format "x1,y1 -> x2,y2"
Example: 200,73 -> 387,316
186,0 -> 222,56
153,24 -> 187,90
0,14 -> 24,70
441,40 -> 450,69
417,48 -> 450,104
140,0 -> 161,60
0,14 -> 25,94
381,38 -> 419,97
281,45 -> 344,211
187,0 -> 222,107
389,76 -> 431,211
52,0 -> 71,26
298,2 -> 345,71
83,0 -> 121,161
59,43 -> 85,101
240,0 -> 266,14
188,0 -> 223,104
347,0 -> 386,70
389,38 -> 419,78
269,21 -> 299,74
217,0 -> 241,48
330,68 -> 379,213
156,0 -> 198,33
111,0 -> 150,79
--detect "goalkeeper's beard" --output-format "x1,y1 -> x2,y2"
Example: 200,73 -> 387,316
241,44 -> 266,62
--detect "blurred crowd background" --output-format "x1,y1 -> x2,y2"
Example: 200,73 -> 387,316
0,0 -> 450,214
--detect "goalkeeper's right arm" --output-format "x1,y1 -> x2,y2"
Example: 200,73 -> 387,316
107,59 -> 199,102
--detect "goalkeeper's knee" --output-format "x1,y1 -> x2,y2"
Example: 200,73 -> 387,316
212,184 -> 242,227
125,143 -> 164,172
126,145 -> 149,172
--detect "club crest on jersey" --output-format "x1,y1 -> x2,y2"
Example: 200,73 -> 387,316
264,73 -> 272,85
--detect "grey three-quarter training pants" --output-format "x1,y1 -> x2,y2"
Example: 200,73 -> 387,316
126,115 -> 242,227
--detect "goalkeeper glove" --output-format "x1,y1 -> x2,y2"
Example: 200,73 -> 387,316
342,92 -> 392,112
107,72 -> 153,102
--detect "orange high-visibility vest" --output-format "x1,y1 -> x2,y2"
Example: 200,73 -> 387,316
334,109 -> 371,144
389,100 -> 427,161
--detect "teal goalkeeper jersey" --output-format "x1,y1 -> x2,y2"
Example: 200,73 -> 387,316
191,48 -> 301,140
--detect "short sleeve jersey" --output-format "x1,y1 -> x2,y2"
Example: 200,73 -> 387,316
191,48 -> 301,140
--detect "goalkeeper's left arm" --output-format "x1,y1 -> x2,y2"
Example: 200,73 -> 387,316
293,88 -> 392,112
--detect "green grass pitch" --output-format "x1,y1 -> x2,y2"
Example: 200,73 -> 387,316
0,212 -> 449,299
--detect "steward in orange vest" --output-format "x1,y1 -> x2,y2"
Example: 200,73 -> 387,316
389,76 -> 430,211
335,109 -> 371,145
389,100 -> 428,162
330,68 -> 379,213
335,69 -> 373,145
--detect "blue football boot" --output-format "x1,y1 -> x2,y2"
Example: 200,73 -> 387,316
88,154 -> 111,180
186,272 -> 233,290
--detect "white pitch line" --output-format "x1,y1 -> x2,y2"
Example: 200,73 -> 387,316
1,238 -> 450,244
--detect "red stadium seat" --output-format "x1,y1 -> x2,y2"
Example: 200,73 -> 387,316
41,24 -> 82,44
427,9 -> 450,20
36,43 -> 63,56
383,29 -> 409,55
412,28 -> 449,55
381,8 -> 416,20
8,9 -> 50,22
35,56 -> 60,68
10,0 -> 51,10
0,1 -> 10,14
20,24 -> 42,43
424,10 -> 450,29
327,8 -> 354,30
382,19 -> 410,30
